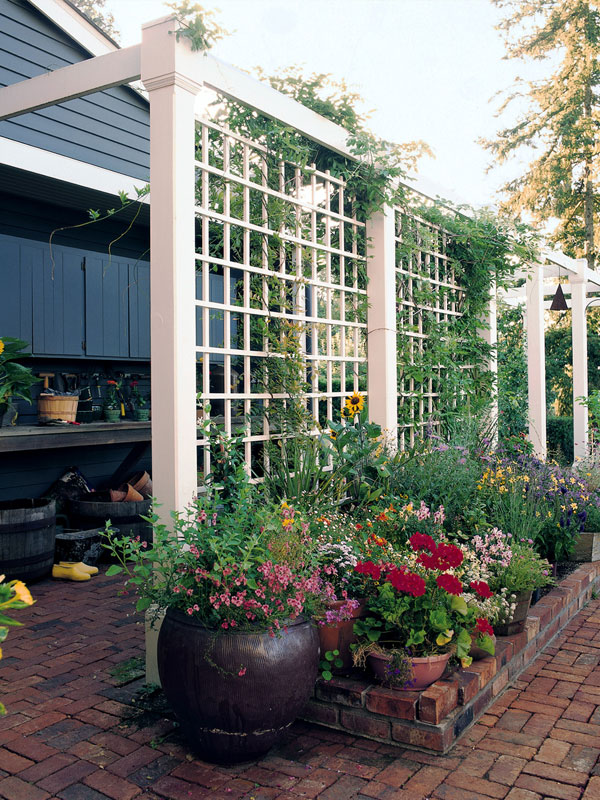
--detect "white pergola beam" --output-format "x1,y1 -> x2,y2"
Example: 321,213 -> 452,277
0,46 -> 142,121
526,265 -> 547,459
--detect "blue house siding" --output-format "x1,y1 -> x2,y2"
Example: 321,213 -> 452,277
0,0 -> 150,179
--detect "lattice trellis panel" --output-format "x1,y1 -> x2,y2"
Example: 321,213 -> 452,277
395,208 -> 466,449
194,117 -> 368,476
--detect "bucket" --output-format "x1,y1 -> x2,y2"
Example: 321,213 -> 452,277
0,498 -> 56,582
68,494 -> 152,551
38,395 -> 79,422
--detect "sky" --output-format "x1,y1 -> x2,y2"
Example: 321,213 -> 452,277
104,0 -> 545,209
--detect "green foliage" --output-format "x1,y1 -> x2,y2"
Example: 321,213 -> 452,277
319,649 -> 343,682
547,416 -> 574,464
546,309 -> 600,416
0,337 -> 40,412
497,301 -> 528,441
485,0 -> 600,265
219,65 -> 431,222
396,205 -> 537,436
385,434 -> 486,535
167,1 -> 229,52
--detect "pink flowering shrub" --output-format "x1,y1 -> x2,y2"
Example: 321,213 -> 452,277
103,495 -> 328,635
472,527 -> 553,594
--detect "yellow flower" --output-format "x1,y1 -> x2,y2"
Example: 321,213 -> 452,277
0,340 -> 4,356
329,430 -> 337,441
344,392 -> 364,414
282,518 -> 294,528
11,581 -> 33,606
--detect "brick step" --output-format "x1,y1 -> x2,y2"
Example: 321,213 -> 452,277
301,563 -> 600,753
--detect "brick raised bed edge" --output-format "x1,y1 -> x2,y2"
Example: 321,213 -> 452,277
301,563 -> 600,754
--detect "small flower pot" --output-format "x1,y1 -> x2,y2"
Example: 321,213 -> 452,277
134,408 -> 150,421
571,532 -> 600,562
0,402 -> 18,427
318,599 -> 365,670
104,409 -> 120,423
494,590 -> 532,637
368,650 -> 451,691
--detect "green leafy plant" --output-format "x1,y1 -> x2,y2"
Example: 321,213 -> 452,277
103,492 -> 326,633
0,337 -> 40,417
0,577 -> 34,714
352,536 -> 495,667
319,649 -> 343,682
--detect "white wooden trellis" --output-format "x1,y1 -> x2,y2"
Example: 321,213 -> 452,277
193,118 -> 367,476
394,207 -> 468,449
0,12 -> 496,495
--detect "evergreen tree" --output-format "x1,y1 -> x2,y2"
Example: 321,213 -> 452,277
483,1 -> 600,267
71,0 -> 119,42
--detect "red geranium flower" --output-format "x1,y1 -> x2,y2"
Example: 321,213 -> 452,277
475,618 -> 494,637
435,543 -> 463,569
436,573 -> 463,596
408,533 -> 436,553
470,580 -> 493,599
418,542 -> 463,571
386,567 -> 426,597
355,561 -> 382,581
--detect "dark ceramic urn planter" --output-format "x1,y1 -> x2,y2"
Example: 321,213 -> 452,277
157,609 -> 319,763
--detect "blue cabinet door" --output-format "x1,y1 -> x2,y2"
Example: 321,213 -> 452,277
0,234 -> 33,347
85,255 -> 130,357
128,260 -> 150,358
32,244 -> 85,355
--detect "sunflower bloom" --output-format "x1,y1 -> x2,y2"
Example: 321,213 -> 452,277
344,392 -> 364,414
0,340 -> 4,356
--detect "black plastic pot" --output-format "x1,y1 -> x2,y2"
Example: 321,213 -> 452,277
157,610 -> 319,763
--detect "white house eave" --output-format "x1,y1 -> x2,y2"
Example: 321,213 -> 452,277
0,138 -> 148,200
28,0 -> 118,57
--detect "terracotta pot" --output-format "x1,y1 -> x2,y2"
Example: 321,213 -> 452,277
368,650 -> 451,691
129,471 -> 153,499
109,488 -> 128,503
470,633 -> 496,661
116,483 -> 144,503
494,590 -> 533,637
158,610 -> 319,763
318,599 -> 365,670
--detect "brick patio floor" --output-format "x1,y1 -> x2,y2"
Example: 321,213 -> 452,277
1,570 -> 600,799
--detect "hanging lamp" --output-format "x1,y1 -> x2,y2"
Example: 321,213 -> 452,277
550,269 -> 568,311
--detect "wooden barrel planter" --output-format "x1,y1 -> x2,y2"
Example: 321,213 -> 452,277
68,494 -> 152,551
0,498 -> 56,582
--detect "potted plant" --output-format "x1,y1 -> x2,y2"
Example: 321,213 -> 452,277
472,528 -> 553,635
572,500 -> 600,562
103,380 -> 121,422
103,486 -> 322,763
0,337 -> 40,427
352,534 -> 495,690
311,513 -> 368,670
130,381 -> 150,421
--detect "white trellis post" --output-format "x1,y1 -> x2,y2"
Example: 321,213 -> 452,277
570,260 -> 589,461
142,16 -> 200,514
141,16 -> 201,682
480,282 -> 498,443
366,205 -> 398,448
526,265 -> 547,459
